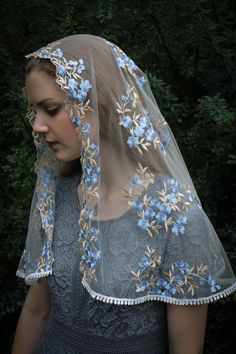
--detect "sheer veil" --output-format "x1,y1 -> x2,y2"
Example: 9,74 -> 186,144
17,34 -> 236,305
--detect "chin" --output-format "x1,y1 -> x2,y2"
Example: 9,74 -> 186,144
54,152 -> 81,162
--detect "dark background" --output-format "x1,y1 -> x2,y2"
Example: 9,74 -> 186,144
0,0 -> 236,353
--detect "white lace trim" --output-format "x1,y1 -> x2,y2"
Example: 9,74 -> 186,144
16,270 -> 52,285
82,277 -> 236,306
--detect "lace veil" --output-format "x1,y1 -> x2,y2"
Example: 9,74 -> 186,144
17,34 -> 236,305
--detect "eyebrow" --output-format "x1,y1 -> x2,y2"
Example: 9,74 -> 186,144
36,98 -> 56,106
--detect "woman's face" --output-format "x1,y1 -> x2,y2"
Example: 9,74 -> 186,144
26,70 -> 82,162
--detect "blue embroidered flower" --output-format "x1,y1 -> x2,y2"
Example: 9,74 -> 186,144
41,240 -> 51,260
42,209 -> 54,229
72,116 -> 81,127
42,51 -> 50,59
144,208 -> 156,220
175,261 -> 191,275
39,167 -> 55,188
38,192 -> 47,202
172,215 -> 188,236
80,229 -> 87,240
150,198 -> 161,211
133,248 -> 222,299
82,245 -> 101,268
140,279 -> 150,291
84,175 -> 98,186
167,178 -> 179,190
138,256 -> 151,271
172,223 -> 185,236
67,78 -> 92,102
117,54 -> 137,71
36,240 -> 52,271
84,163 -> 92,175
121,115 -> 133,128
90,143 -> 100,159
158,143 -> 167,155
57,64 -> 67,77
166,192 -> 178,203
208,276 -> 221,293
80,123 -> 91,137
53,48 -> 63,58
77,59 -> 85,74
174,274 -> 184,286
138,218 -> 150,230
145,128 -> 157,142
127,136 -> 140,148
90,142 -> 99,150
158,203 -> 172,215
162,131 -> 172,148
90,227 -> 100,243
163,285 -> 177,297
199,278 -> 206,286
131,199 -> 143,211
155,212 -> 167,224
80,79 -> 92,94
134,126 -> 145,137
68,78 -> 78,90
139,116 -> 149,128
137,76 -> 147,87
156,278 -> 167,287
84,206 -> 94,220
155,278 -> 177,297
83,157 -> 100,186
177,215 -> 188,225
68,60 -> 78,67
121,90 -> 132,103
130,174 -> 143,186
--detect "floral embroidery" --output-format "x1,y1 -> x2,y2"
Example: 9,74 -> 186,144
110,41 -> 174,157
26,42 -> 62,60
26,44 -> 101,281
78,138 -> 101,281
27,45 -> 93,124
18,38 -> 235,305
116,87 -> 168,155
107,41 -> 147,87
36,240 -> 54,273
131,246 -> 221,297
35,166 -> 58,241
126,168 -> 194,237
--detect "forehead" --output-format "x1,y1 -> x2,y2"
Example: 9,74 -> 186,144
25,70 -> 65,103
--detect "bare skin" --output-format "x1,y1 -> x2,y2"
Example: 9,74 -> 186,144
167,304 -> 208,354
12,278 -> 50,354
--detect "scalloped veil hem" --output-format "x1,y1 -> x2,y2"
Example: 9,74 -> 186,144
81,277 -> 236,306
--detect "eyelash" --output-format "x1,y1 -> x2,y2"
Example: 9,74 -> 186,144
45,107 -> 60,117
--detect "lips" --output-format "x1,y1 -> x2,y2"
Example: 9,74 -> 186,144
46,141 -> 60,149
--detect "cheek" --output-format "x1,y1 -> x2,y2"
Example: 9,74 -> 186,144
59,112 -> 76,136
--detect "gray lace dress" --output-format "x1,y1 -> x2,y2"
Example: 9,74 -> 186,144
34,175 -> 167,354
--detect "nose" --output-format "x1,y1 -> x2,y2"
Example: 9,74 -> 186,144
33,110 -> 50,134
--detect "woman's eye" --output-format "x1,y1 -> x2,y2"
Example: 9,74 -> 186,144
45,107 -> 60,117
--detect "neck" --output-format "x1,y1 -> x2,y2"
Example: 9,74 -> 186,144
99,141 -> 135,198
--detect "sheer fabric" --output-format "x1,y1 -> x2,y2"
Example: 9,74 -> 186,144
17,34 -> 236,305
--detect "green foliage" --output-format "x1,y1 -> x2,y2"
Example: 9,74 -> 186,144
0,0 -> 235,352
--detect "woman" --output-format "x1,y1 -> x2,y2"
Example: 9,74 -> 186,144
12,34 -> 236,354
